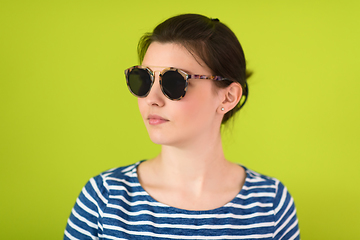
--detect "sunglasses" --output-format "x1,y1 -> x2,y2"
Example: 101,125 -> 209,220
125,65 -> 230,100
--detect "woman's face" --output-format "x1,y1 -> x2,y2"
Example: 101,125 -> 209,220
138,42 -> 224,147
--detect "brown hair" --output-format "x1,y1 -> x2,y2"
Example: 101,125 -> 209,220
138,14 -> 251,124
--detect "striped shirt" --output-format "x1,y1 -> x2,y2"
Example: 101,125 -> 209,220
64,161 -> 300,239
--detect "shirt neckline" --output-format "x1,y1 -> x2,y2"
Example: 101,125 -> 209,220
133,160 -> 249,214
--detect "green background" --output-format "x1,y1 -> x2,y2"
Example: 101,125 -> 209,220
1,0 -> 359,239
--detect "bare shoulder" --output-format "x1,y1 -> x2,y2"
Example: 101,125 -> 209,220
221,161 -> 246,192
136,159 -> 158,187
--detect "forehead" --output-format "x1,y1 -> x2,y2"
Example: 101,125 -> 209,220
142,42 -> 212,74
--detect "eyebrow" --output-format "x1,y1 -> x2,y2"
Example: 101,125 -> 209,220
135,65 -> 228,81
141,65 -> 194,74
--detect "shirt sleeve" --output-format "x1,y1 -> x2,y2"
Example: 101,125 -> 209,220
64,175 -> 109,240
272,181 -> 300,240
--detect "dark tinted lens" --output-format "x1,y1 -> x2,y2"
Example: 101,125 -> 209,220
127,68 -> 152,97
161,71 -> 186,100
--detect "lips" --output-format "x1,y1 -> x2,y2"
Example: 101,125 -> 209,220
147,114 -> 169,125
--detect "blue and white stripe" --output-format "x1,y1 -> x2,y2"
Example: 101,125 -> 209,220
64,161 -> 300,239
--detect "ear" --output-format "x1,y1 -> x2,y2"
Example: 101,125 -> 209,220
217,82 -> 243,113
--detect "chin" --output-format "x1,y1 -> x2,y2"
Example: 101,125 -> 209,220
148,135 -> 172,146
147,132 -> 183,146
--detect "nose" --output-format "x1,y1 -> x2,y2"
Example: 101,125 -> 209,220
146,71 -> 166,107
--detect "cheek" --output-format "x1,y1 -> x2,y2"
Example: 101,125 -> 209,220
179,89 -> 218,121
137,98 -> 147,117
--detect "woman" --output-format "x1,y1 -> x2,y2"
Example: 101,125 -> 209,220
64,14 -> 300,239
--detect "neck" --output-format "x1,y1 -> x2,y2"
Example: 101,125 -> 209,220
151,129 -> 229,187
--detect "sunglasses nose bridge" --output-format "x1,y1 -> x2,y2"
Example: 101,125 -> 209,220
153,70 -> 161,79
153,70 -> 165,90
145,70 -> 166,101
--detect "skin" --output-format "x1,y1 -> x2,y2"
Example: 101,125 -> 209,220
137,42 -> 246,211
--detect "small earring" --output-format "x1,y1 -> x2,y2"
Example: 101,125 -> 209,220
221,107 -> 225,111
